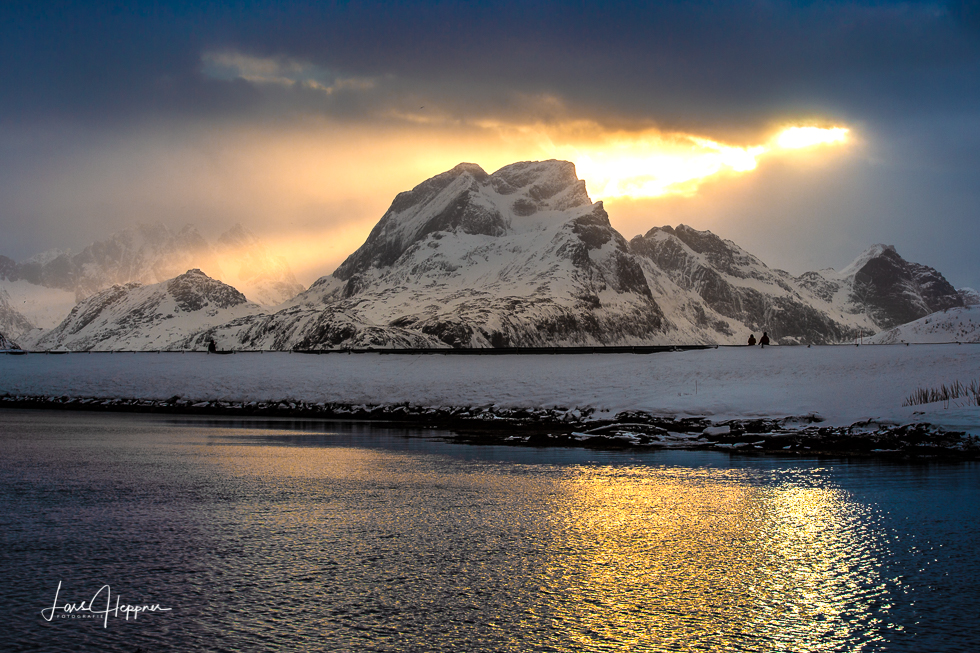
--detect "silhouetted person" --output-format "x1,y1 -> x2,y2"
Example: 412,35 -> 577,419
747,334 -> 756,346
207,339 -> 217,354
759,332 -> 770,348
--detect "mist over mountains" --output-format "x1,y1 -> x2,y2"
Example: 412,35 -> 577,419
2,160 -> 974,351
0,223 -> 304,339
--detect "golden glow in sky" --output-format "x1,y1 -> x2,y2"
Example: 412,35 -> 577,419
28,116 -> 853,286
556,125 -> 850,201
775,126 -> 849,150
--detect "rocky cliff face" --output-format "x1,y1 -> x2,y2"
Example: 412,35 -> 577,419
841,244 -> 965,329
630,225 -> 864,344
630,229 -> 967,344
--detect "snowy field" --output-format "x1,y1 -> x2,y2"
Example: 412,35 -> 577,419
2,344 -> 979,433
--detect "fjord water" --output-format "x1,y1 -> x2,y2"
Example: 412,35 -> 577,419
2,411 -> 978,652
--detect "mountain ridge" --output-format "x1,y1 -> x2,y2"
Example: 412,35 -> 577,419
16,160 -> 972,351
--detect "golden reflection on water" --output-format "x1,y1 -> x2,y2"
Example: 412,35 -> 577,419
540,467 -> 893,651
196,431 -> 896,651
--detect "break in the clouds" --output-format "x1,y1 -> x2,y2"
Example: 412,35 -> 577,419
0,0 -> 979,289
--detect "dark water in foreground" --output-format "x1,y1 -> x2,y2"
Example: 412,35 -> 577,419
1,410 -> 979,652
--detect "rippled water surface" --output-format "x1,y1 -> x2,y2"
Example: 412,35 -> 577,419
2,409 -> 979,652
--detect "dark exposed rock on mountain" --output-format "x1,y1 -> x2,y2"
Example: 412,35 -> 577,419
1,224 -> 219,301
630,225 -> 859,344
843,245 -> 965,329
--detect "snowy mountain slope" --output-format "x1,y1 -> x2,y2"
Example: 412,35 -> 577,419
630,224 -> 966,344
1,223 -> 305,309
868,305 -> 980,344
958,287 -> 980,306
0,279 -> 77,334
25,269 -> 261,351
0,328 -> 20,351
630,225 -> 875,344
13,160 -> 973,351
0,286 -> 36,341
209,160 -> 674,349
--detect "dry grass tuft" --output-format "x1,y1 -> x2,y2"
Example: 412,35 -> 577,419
903,379 -> 980,408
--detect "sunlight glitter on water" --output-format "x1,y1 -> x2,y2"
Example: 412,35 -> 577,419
524,468 -> 895,651
2,412 -> 976,652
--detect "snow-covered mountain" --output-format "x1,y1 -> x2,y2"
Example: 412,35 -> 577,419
630,225 -> 872,344
630,228 -> 968,344
959,287 -> 980,306
868,305 -> 980,344
18,160 -> 972,351
0,279 -> 78,338
197,160 -> 674,350
0,286 -> 36,341
0,223 -> 304,308
831,243 -> 965,329
0,328 -> 20,351
24,269 -> 260,351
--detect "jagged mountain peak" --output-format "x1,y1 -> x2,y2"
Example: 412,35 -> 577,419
832,243 -> 964,329
166,268 -> 250,311
838,243 -> 899,278
631,224 -> 769,281
333,159 -> 594,281
2,221 -> 305,309
26,248 -> 69,265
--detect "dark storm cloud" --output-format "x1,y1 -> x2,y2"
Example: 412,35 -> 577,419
2,1 -> 979,132
2,1 -> 979,289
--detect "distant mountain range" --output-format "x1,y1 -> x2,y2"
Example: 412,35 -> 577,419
6,160 -> 976,351
0,223 -> 304,339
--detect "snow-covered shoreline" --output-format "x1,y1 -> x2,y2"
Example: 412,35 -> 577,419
3,344 -> 979,431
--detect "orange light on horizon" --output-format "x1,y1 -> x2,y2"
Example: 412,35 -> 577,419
560,125 -> 851,201
774,126 -> 849,150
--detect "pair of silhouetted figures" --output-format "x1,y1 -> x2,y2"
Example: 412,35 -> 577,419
747,332 -> 770,348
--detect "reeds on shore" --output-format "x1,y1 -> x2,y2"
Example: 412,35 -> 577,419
903,379 -> 980,408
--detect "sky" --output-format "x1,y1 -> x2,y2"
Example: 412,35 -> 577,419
1,0 -> 979,289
